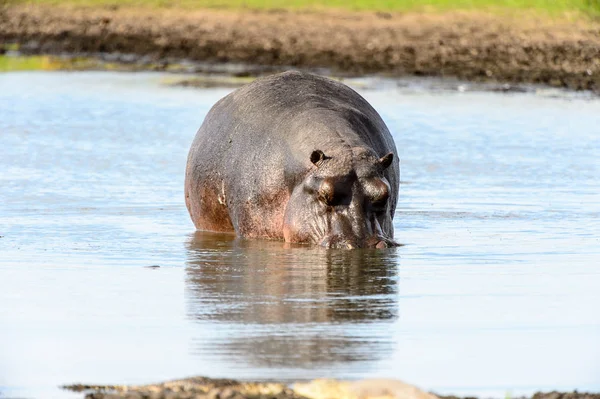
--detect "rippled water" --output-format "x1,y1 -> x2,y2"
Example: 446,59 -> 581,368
1,72 -> 599,399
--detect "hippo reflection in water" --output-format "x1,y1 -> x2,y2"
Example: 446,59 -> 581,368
185,71 -> 400,249
185,232 -> 399,368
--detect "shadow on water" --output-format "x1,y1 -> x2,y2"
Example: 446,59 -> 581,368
184,231 -> 400,369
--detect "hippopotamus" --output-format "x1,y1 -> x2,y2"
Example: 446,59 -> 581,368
185,71 -> 399,249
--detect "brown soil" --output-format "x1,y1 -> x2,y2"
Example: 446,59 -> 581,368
64,376 -> 306,399
1,4 -> 600,91
62,376 -> 600,399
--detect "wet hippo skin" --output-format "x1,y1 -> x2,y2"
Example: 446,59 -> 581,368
185,71 -> 399,249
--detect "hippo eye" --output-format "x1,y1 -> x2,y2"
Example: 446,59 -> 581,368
318,179 -> 336,206
317,179 -> 351,207
365,179 -> 390,208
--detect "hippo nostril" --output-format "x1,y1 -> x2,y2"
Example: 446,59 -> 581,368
365,236 -> 396,249
320,236 -> 358,249
365,236 -> 380,248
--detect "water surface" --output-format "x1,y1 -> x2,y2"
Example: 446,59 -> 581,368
1,72 -> 599,399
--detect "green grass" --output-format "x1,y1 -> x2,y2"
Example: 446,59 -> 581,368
8,0 -> 600,15
0,55 -> 63,71
0,54 -> 125,71
0,53 -> 262,72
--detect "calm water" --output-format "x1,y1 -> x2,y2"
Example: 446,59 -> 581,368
1,72 -> 599,399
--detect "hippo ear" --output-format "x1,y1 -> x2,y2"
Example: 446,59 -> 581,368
379,152 -> 394,169
310,150 -> 329,166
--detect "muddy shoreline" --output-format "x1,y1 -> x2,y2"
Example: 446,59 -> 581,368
2,4 -> 600,91
63,377 -> 600,399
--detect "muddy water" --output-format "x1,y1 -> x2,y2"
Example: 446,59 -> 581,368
1,72 -> 599,399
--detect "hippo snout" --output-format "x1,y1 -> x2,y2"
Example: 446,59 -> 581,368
320,235 -> 398,249
364,236 -> 398,249
320,235 -> 358,249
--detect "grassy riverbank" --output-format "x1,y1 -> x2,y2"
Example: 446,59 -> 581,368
2,1 -> 600,91
7,0 -> 600,16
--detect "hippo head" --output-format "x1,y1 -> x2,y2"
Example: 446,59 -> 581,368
283,147 -> 398,249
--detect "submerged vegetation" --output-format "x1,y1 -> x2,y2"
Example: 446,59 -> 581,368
7,0 -> 600,16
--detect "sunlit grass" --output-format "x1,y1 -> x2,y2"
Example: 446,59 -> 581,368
8,0 -> 600,15
0,55 -> 122,71
0,53 -> 256,72
0,55 -> 63,71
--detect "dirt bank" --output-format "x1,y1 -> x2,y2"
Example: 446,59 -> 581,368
64,377 -> 600,399
2,4 -> 600,91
